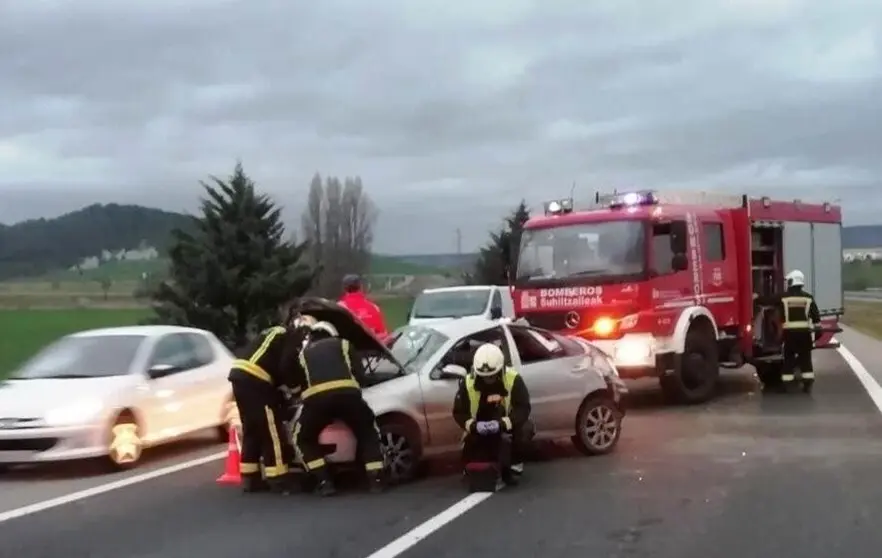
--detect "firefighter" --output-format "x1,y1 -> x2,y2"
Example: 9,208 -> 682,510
228,310 -> 311,494
293,320 -> 385,496
338,274 -> 389,339
453,343 -> 532,486
774,269 -> 822,392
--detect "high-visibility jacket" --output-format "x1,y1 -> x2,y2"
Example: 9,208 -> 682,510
777,287 -> 821,333
229,326 -> 301,392
453,367 -> 531,434
298,337 -> 365,399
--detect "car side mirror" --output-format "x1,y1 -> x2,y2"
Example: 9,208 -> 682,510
147,363 -> 178,379
671,253 -> 689,272
489,306 -> 503,320
669,221 -> 688,254
430,363 -> 468,380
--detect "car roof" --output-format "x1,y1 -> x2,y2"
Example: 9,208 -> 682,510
421,285 -> 494,294
70,325 -> 213,338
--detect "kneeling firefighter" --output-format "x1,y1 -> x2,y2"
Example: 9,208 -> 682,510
453,343 -> 532,486
228,312 -> 313,494
775,269 -> 821,391
293,321 -> 385,496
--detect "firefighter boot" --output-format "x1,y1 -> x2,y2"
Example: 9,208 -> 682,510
501,462 -> 523,487
267,472 -> 298,495
366,470 -> 386,494
801,371 -> 815,394
314,468 -> 337,497
242,474 -> 269,493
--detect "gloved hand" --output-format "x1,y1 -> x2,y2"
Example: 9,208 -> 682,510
475,421 -> 500,435
485,420 -> 500,434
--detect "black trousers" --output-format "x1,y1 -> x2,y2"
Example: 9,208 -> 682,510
294,389 -> 384,474
462,424 -> 528,468
782,330 -> 814,377
231,377 -> 295,479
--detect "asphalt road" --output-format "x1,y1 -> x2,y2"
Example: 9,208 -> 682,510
3,347 -> 882,558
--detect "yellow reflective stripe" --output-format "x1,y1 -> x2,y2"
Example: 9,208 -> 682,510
782,321 -> 811,329
298,351 -> 312,386
464,419 -> 474,432
782,374 -> 794,382
341,339 -> 351,369
781,296 -> 811,329
232,359 -> 272,382
365,461 -> 384,471
263,406 -> 288,477
801,371 -> 815,379
306,458 -> 326,470
240,462 -> 260,474
302,379 -> 360,398
249,327 -> 285,363
501,417 -> 512,431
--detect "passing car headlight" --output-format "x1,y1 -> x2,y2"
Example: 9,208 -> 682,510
614,336 -> 654,367
44,399 -> 105,426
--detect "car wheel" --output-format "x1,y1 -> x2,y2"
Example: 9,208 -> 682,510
378,418 -> 420,484
572,394 -> 622,456
106,412 -> 143,471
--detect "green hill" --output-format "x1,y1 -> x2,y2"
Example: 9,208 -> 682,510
0,203 -> 454,282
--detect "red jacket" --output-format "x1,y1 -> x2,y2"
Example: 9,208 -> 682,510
339,292 -> 389,339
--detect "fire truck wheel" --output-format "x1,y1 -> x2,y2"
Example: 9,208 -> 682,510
661,324 -> 719,404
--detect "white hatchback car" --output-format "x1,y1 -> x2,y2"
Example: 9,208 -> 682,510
0,325 -> 234,471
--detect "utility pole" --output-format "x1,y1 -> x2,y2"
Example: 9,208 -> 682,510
455,228 -> 462,255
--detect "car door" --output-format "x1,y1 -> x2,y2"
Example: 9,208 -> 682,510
180,332 -> 228,430
505,324 -> 586,434
144,333 -> 205,439
421,326 -> 513,454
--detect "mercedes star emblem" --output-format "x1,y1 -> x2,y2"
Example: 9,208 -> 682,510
565,311 -> 581,329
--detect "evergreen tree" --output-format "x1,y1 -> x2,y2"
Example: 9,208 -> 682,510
467,200 -> 531,285
148,162 -> 316,348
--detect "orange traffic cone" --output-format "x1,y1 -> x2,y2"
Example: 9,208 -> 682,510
216,424 -> 241,485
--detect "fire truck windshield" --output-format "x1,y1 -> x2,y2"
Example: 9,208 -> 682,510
516,220 -> 645,281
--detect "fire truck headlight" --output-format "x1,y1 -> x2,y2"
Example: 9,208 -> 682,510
592,317 -> 615,336
614,336 -> 653,367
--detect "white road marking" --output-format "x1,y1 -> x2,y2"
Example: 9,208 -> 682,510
0,451 -> 225,524
364,491 -> 495,558
838,345 -> 882,413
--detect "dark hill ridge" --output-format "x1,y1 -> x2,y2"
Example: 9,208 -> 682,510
1,203 -> 878,281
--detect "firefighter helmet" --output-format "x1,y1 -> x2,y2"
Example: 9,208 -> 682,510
472,343 -> 505,377
785,269 -> 805,288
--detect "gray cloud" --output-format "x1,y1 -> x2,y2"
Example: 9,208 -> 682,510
2,0 -> 881,253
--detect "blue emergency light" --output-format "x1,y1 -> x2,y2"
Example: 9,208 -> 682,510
596,190 -> 659,209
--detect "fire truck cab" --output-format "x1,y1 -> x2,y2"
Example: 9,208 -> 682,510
513,190 -> 843,404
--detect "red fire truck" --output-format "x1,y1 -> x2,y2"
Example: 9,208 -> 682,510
513,190 -> 843,404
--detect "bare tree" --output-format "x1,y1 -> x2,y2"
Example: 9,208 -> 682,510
300,174 -> 378,296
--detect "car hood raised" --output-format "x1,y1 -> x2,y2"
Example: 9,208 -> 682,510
0,376 -> 134,418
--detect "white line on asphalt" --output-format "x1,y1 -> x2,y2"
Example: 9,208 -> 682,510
363,491 -> 495,558
0,451 -> 226,524
838,345 -> 882,413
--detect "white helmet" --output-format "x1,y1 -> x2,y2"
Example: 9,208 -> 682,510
785,269 -> 805,287
310,321 -> 339,337
472,343 -> 505,377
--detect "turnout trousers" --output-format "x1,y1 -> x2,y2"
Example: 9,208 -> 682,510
294,390 -> 384,474
462,423 -> 530,472
782,330 -> 814,382
230,376 -> 295,480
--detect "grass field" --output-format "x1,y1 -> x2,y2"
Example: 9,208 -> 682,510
842,301 -> 882,340
0,297 -> 414,378
843,262 -> 882,290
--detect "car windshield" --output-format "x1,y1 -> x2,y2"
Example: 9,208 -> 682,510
387,325 -> 450,371
12,334 -> 146,380
411,290 -> 491,319
516,220 -> 645,281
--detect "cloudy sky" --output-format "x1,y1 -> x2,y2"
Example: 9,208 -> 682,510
2,0 -> 880,253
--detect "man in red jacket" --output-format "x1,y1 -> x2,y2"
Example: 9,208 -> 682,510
338,274 -> 389,339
